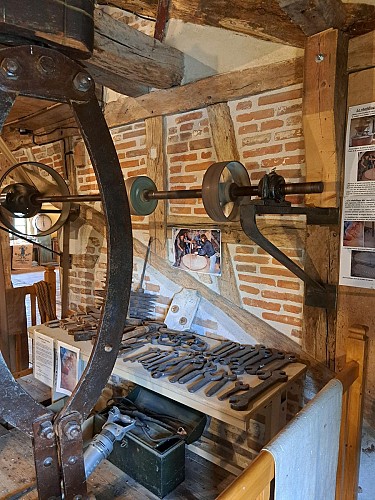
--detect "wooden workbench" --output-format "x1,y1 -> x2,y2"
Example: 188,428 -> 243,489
29,325 -> 306,434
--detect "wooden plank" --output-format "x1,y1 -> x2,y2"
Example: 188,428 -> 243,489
145,116 -> 167,257
154,0 -> 170,41
170,0 -> 305,47
0,231 -> 11,367
130,237 -> 332,391
86,7 -> 183,90
336,326 -> 367,500
348,30 -> 375,73
275,0 -> 345,37
303,28 -> 348,208
82,62 -> 149,97
105,57 -> 304,128
97,0 -> 158,19
302,29 -> 348,369
206,103 -> 242,305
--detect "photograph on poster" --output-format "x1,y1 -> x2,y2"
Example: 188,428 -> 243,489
340,102 -> 375,289
348,115 -> 375,149
56,342 -> 80,396
343,221 -> 364,247
351,250 -> 375,280
172,228 -> 221,275
357,151 -> 375,181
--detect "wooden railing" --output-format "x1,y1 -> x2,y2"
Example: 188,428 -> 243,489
217,326 -> 367,500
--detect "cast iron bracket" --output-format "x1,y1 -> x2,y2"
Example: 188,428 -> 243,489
240,201 -> 339,310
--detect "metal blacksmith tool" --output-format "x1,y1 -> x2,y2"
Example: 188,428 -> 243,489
205,373 -> 237,397
218,381 -> 250,401
187,370 -> 224,393
230,370 -> 289,411
256,355 -> 297,379
245,351 -> 285,375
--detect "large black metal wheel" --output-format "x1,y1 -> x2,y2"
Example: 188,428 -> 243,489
0,45 -> 133,497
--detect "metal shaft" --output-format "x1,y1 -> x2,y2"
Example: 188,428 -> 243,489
35,194 -> 102,202
232,181 -> 323,198
35,182 -> 323,204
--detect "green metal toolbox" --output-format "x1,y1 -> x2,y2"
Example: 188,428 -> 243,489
94,386 -> 207,498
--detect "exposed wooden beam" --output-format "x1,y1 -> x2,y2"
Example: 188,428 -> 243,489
206,102 -> 242,306
82,63 -> 150,97
302,29 -> 348,369
348,30 -> 375,73
105,57 -> 304,128
154,0 -> 170,41
145,116 -> 167,257
276,0 -> 346,37
97,0 -> 158,19
100,1 -> 375,48
169,0 -> 305,47
83,8 -> 183,92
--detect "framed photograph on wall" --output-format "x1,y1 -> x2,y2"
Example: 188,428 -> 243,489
172,228 -> 221,276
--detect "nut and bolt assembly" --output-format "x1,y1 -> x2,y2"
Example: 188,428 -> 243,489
1,58 -> 20,78
73,72 -> 93,92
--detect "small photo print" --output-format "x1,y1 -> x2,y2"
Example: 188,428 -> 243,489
357,151 -> 375,181
343,221 -> 364,248
56,342 -> 80,396
172,228 -> 221,276
349,115 -> 375,150
351,250 -> 375,280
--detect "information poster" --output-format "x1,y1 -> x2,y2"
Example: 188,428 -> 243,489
55,341 -> 80,396
33,330 -> 55,388
339,102 -> 375,288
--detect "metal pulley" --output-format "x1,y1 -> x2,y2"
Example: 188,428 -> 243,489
0,159 -> 324,234
0,161 -> 71,236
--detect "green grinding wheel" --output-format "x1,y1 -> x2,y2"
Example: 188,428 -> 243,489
125,176 -> 158,216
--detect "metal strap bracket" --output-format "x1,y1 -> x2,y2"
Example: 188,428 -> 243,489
240,202 -> 339,310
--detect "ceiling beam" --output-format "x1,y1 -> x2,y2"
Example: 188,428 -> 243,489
100,0 -> 375,48
97,0 -> 158,19
169,0 -> 305,47
105,57 -> 303,128
276,0 -> 346,36
82,7 -> 184,93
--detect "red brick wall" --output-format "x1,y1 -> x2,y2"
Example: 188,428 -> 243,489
163,84 -> 305,340
18,84 -> 306,341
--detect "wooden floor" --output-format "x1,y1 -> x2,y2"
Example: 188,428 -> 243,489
0,428 -> 235,499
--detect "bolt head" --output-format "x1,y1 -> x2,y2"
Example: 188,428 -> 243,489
68,455 -> 77,465
43,456 -> 53,467
64,421 -> 81,439
39,421 -> 54,440
315,53 -> 325,63
1,58 -> 20,78
73,72 -> 93,92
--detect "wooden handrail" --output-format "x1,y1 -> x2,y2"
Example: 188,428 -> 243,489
217,450 -> 274,500
216,326 -> 367,500
336,360 -> 359,393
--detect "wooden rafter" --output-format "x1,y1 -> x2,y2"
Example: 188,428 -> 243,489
98,0 -> 375,48
82,8 -> 184,93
